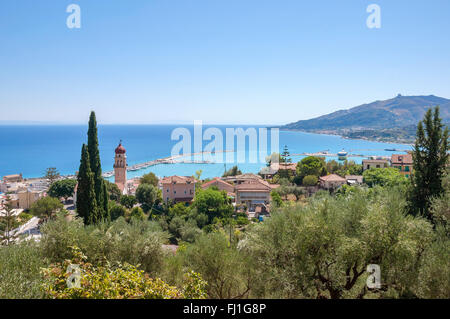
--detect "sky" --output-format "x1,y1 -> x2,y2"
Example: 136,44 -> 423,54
0,0 -> 449,125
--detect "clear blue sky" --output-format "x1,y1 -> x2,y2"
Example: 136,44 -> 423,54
1,0 -> 449,124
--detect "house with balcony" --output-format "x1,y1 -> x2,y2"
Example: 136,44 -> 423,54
235,179 -> 278,213
161,176 -> 197,204
319,174 -> 346,190
391,154 -> 413,178
362,159 -> 390,171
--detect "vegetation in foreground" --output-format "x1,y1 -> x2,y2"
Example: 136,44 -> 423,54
0,107 -> 448,299
1,179 -> 449,299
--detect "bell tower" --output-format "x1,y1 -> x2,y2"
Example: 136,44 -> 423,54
114,140 -> 127,193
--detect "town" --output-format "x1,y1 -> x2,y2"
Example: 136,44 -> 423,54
1,1 -> 449,314
0,120 -> 414,242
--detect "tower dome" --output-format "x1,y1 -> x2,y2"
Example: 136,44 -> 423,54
115,141 -> 126,154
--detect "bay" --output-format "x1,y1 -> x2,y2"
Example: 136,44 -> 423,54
0,125 -> 412,180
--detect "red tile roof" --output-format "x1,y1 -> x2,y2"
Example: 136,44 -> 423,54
201,178 -> 232,189
319,174 -> 346,182
235,179 -> 273,191
391,154 -> 413,165
160,176 -> 197,184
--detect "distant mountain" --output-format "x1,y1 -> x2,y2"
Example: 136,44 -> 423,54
282,95 -> 450,133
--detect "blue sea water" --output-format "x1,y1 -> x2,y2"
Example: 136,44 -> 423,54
0,125 -> 412,180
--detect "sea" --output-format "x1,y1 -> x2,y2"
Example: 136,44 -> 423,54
0,125 -> 412,180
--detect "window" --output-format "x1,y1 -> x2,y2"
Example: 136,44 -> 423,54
376,165 -> 380,168
405,166 -> 410,172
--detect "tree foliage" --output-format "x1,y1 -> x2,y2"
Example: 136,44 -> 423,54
105,180 -> 122,202
140,172 -> 159,187
44,167 -> 60,185
194,188 -> 233,223
410,106 -> 449,218
302,175 -> 318,186
48,179 -> 77,200
175,232 -> 253,298
40,213 -> 167,275
109,204 -> 127,221
240,187 -> 435,298
76,144 -> 99,225
30,196 -> 64,222
0,241 -> 45,298
87,111 -> 109,221
136,183 -> 160,213
222,166 -> 242,177
363,167 -> 408,187
0,197 -> 20,245
41,246 -> 207,299
120,194 -> 137,209
296,156 -> 326,179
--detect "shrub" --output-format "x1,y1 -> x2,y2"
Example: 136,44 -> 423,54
128,206 -> 146,222
0,242 -> 45,298
40,214 -> 168,275
120,195 -> 137,209
30,197 -> 64,221
241,187 -> 435,298
109,204 -> 127,221
363,167 -> 407,187
302,175 -> 318,186
41,247 -> 206,299
178,232 -> 254,298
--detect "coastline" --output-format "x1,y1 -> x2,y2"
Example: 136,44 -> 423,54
0,126 -> 414,180
278,128 -> 415,145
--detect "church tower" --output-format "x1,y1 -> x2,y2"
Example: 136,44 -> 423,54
114,141 -> 127,193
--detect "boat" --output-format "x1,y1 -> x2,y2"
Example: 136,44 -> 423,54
337,149 -> 348,157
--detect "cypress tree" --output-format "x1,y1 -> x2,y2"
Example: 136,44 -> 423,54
87,111 -> 107,219
102,180 -> 110,221
77,144 -> 99,224
410,106 -> 449,219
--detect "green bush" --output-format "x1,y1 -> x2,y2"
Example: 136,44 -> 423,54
302,175 -> 318,186
42,247 -> 207,299
120,195 -> 137,209
0,242 -> 45,298
241,187 -> 435,298
176,232 -> 254,299
109,204 -> 127,221
40,213 -> 168,275
363,167 -> 408,187
129,206 -> 146,221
